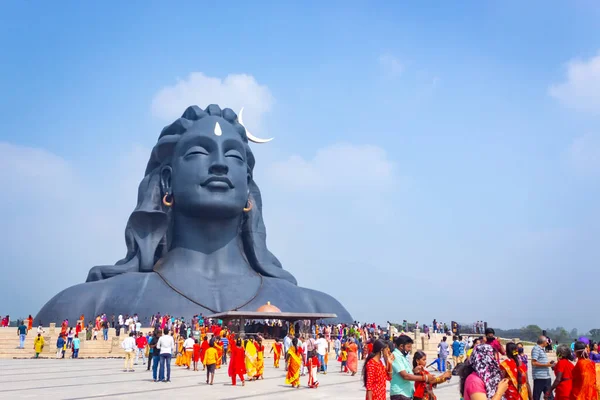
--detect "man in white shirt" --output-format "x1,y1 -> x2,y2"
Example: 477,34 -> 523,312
156,328 -> 175,382
315,334 -> 328,374
121,332 -> 136,372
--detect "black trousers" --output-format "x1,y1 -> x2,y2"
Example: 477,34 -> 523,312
390,395 -> 411,400
533,378 -> 553,400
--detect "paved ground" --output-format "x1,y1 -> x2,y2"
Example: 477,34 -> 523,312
0,358 -> 461,399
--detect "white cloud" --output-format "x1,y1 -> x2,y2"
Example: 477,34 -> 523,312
0,142 -> 74,200
266,143 -> 396,192
0,142 -> 146,318
549,52 -> 600,113
379,53 -> 403,78
567,133 -> 600,175
151,72 -> 274,129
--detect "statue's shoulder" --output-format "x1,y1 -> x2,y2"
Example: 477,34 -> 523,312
36,273 -> 163,324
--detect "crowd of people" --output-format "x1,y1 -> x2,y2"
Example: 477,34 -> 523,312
7,313 -> 600,399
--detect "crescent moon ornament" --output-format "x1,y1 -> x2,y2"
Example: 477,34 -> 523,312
238,108 -> 273,143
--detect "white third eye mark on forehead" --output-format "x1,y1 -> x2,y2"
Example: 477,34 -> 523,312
214,122 -> 222,136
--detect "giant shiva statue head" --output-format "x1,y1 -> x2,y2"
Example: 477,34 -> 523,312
86,104 -> 296,285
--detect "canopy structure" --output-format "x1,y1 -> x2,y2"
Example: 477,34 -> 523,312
206,304 -> 337,337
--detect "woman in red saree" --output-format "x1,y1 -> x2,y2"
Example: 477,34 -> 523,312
199,336 -> 209,371
500,343 -> 532,400
228,338 -> 246,386
286,337 -> 302,388
570,341 -> 598,400
346,338 -> 359,376
27,315 -> 33,331
547,344 -> 574,400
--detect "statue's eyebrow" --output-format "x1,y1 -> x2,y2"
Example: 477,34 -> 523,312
223,138 -> 245,153
179,133 -> 217,150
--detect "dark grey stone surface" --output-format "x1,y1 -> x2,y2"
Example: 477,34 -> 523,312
36,105 -> 352,324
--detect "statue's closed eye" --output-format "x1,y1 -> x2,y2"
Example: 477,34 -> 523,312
225,149 -> 244,161
184,146 -> 209,157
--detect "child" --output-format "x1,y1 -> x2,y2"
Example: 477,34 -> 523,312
93,328 -> 98,340
192,339 -> 201,371
340,345 -> 348,373
204,339 -> 218,385
307,350 -> 320,388
413,350 -> 450,400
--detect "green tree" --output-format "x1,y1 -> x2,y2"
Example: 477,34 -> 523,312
588,329 -> 600,342
520,325 -> 543,342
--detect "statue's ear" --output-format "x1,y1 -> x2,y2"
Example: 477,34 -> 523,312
160,166 -> 172,193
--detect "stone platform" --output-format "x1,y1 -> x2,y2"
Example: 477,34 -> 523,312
0,358 -> 461,399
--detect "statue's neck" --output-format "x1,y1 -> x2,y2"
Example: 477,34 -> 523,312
155,212 -> 261,312
168,212 -> 247,276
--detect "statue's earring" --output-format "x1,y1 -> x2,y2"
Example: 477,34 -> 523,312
243,199 -> 253,212
162,192 -> 173,207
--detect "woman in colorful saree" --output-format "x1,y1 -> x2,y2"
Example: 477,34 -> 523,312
547,344 -> 574,400
570,341 -> 598,400
346,338 -> 359,376
500,342 -> 532,400
285,337 -> 302,388
245,338 -> 259,380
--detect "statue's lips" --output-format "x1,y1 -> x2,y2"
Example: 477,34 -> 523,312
201,176 -> 234,189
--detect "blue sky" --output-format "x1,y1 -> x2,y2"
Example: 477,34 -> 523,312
2,1 -> 600,331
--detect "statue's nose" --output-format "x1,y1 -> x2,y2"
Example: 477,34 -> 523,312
209,160 -> 229,175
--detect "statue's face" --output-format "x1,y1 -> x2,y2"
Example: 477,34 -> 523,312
168,117 -> 249,218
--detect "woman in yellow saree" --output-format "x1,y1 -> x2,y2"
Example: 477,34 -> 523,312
285,337 -> 301,388
499,343 -> 532,400
245,338 -> 259,380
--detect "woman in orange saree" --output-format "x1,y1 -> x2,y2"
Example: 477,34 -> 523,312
256,337 -> 265,379
571,341 -> 598,400
27,315 -> 33,331
174,336 -> 185,366
346,338 -> 359,376
215,339 -> 223,370
285,338 -> 301,388
500,343 -> 532,400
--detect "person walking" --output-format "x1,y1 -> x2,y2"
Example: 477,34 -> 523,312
157,327 -> 175,382
33,333 -> 44,358
72,334 -> 80,358
121,332 -> 136,372
438,336 -> 450,372
134,332 -> 147,366
17,320 -> 27,349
